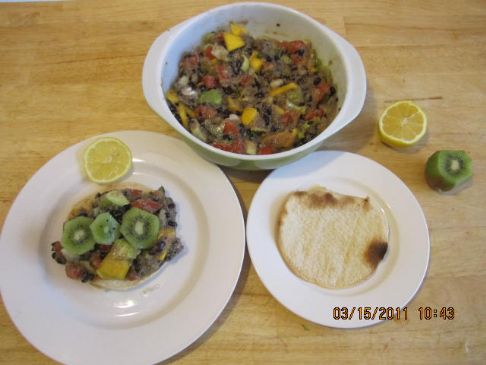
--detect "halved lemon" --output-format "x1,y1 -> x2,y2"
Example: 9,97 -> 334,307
83,137 -> 132,184
378,101 -> 427,148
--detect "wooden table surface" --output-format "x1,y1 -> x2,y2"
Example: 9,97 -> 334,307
1,0 -> 485,364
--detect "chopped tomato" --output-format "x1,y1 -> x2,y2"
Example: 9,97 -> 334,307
312,82 -> 331,104
204,46 -> 215,60
239,74 -> 253,86
195,105 -> 217,119
216,63 -> 231,87
223,121 -> 240,137
280,110 -> 299,126
258,145 -> 274,155
202,75 -> 217,89
131,199 -> 163,213
180,53 -> 199,72
304,108 -> 324,121
123,189 -> 143,202
212,139 -> 244,153
65,262 -> 86,280
261,131 -> 296,150
281,40 -> 306,53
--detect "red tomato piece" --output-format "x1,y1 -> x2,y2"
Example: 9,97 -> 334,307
180,53 -> 199,72
304,108 -> 324,121
280,110 -> 299,125
223,121 -> 240,137
131,199 -> 163,213
204,46 -> 215,60
312,82 -> 331,104
202,75 -> 217,89
195,105 -> 217,119
239,74 -> 253,86
216,64 -> 231,86
258,145 -> 274,155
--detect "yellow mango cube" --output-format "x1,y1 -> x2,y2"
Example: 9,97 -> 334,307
230,23 -> 247,36
241,107 -> 258,126
223,32 -> 245,51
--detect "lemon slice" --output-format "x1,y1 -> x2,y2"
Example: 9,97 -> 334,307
83,137 -> 132,184
378,101 -> 427,148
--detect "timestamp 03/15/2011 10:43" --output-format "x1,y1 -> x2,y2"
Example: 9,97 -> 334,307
332,306 -> 455,321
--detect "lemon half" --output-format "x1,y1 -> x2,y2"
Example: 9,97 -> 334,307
83,137 -> 132,184
378,101 -> 427,148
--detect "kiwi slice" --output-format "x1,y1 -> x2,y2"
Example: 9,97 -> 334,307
425,150 -> 473,191
120,208 -> 160,249
62,216 -> 96,255
89,212 -> 120,244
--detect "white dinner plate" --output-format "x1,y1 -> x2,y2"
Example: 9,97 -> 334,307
0,131 -> 245,364
246,151 -> 430,328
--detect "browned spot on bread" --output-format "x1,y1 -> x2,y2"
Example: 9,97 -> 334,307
362,197 -> 371,211
365,240 -> 388,268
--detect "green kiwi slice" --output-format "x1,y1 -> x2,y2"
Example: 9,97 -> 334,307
120,208 -> 160,249
425,150 -> 473,191
89,212 -> 120,244
62,216 -> 96,255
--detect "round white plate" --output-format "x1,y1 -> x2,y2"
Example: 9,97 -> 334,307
246,151 -> 430,328
0,131 -> 245,364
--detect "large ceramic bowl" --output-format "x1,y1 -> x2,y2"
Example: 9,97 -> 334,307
142,2 -> 366,170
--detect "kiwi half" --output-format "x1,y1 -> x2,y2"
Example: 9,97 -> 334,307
120,208 -> 160,249
62,216 -> 96,255
425,150 -> 472,192
89,212 -> 120,244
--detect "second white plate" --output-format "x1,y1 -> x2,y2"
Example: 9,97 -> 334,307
246,151 -> 430,328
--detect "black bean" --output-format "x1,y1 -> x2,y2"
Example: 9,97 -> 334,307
296,49 -> 305,56
168,220 -> 177,227
81,272 -> 94,283
330,86 -> 336,96
313,77 -> 321,86
168,202 -> 175,209
271,126 -> 278,132
51,252 -> 56,259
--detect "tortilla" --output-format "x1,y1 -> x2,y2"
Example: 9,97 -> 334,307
276,186 -> 389,289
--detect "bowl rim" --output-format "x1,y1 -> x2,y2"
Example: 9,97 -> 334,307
154,2 -> 354,161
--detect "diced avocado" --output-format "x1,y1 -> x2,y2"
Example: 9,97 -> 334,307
198,89 -> 222,106
96,239 -> 140,280
287,88 -> 304,105
111,239 -> 140,260
240,55 -> 249,72
100,190 -> 129,209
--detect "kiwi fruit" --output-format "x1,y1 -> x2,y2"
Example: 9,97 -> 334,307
89,212 -> 120,244
425,150 -> 472,192
62,216 -> 96,255
120,208 -> 160,249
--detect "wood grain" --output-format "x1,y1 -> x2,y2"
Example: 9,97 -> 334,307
1,0 -> 485,364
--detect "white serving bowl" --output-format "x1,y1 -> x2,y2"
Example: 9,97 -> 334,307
142,2 -> 366,170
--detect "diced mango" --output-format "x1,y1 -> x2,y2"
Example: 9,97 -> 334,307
166,89 -> 179,105
177,104 -> 189,128
269,82 -> 298,97
249,52 -> 263,71
272,105 -> 285,115
230,23 -> 247,36
223,32 -> 245,51
158,226 -> 176,241
96,256 -> 131,280
241,107 -> 258,126
227,96 -> 242,112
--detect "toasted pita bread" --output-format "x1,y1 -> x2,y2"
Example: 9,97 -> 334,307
277,186 -> 389,289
